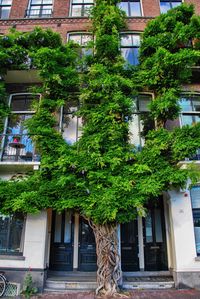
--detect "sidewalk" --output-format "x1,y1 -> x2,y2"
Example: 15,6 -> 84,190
31,289 -> 200,299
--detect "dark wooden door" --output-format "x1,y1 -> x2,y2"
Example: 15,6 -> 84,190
143,205 -> 168,271
50,211 -> 74,271
78,217 -> 97,271
121,221 -> 139,271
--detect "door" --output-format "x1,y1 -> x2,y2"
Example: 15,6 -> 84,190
50,211 -> 74,271
143,205 -> 168,271
78,217 -> 97,271
121,221 -> 139,271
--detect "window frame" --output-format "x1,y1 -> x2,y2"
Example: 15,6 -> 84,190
129,93 -> 153,149
120,32 -> 141,66
118,0 -> 143,17
0,213 -> 25,256
70,0 -> 94,17
179,93 -> 200,128
0,93 -> 41,162
26,0 -> 53,18
0,0 -> 12,19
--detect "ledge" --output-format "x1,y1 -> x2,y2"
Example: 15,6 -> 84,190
0,161 -> 40,174
0,255 -> 25,260
178,160 -> 200,169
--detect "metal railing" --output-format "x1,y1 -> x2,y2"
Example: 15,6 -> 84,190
0,134 -> 40,162
25,9 -> 52,18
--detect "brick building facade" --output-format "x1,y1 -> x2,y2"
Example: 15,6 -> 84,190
0,0 -> 200,295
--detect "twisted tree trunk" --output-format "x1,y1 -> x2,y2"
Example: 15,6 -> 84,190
90,222 -> 122,296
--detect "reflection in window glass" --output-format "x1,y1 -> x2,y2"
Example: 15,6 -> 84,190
121,34 -> 140,66
71,0 -> 94,17
160,0 -> 182,14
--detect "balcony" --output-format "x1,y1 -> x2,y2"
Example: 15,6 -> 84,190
0,134 -> 40,173
25,9 -> 52,18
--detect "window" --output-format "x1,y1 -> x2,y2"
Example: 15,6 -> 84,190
0,0 -> 12,19
129,94 -> 154,149
191,186 -> 200,256
26,0 -> 52,18
0,214 -> 25,255
121,34 -> 140,66
160,0 -> 182,14
179,94 -> 200,127
118,0 -> 141,17
61,98 -> 82,145
0,93 -> 40,162
71,0 -> 94,17
165,94 -> 200,160
68,33 -> 93,57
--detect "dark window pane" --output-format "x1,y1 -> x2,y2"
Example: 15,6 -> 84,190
11,95 -> 35,111
193,210 -> 200,255
0,214 -> 24,254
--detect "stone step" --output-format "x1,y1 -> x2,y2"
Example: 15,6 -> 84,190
46,277 -> 174,291
46,279 -> 97,290
123,280 -> 175,290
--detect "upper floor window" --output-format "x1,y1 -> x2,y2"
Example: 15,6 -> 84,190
160,0 -> 182,14
61,98 -> 82,145
0,214 -> 25,255
121,34 -> 140,66
68,33 -> 93,56
0,93 -> 40,162
129,94 -> 154,149
179,94 -> 200,127
0,0 -> 12,19
118,0 -> 142,17
26,0 -> 53,18
71,0 -> 94,17
191,186 -> 200,256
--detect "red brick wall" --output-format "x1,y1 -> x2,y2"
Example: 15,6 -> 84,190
186,0 -> 200,15
142,0 -> 160,17
10,0 -> 29,19
53,0 -> 69,18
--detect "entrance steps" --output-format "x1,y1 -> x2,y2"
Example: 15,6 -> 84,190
44,271 -> 175,292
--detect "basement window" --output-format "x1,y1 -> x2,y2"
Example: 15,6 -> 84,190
0,214 -> 25,255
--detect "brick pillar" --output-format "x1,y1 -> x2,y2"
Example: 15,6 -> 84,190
186,0 -> 200,15
10,0 -> 29,18
53,0 -> 70,18
142,0 -> 160,17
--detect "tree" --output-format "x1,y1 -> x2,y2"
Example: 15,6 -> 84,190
0,2 -> 200,297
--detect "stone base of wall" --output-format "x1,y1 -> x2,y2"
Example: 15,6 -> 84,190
0,268 -> 47,292
173,271 -> 200,289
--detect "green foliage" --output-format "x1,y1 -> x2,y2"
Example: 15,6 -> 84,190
20,273 -> 38,299
0,4 -> 200,226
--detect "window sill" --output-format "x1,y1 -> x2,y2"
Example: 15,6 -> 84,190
195,256 -> 200,261
0,255 -> 25,260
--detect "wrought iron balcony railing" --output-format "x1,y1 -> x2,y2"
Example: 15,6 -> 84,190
0,134 -> 40,162
25,9 -> 52,18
